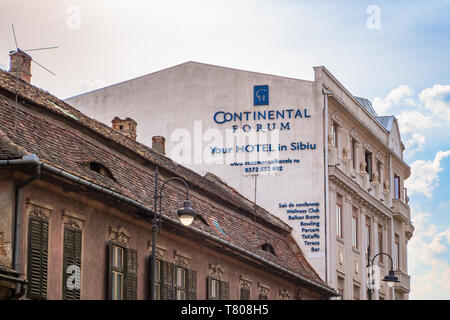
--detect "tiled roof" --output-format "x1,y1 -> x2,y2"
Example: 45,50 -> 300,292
0,69 -> 330,292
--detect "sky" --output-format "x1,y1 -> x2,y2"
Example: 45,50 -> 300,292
1,0 -> 449,299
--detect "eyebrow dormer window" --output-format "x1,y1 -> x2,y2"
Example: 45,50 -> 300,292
261,243 -> 276,256
89,162 -> 114,179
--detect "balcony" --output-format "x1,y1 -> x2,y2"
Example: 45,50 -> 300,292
394,270 -> 411,293
405,223 -> 415,240
392,199 -> 410,222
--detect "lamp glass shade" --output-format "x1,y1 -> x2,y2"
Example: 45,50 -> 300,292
179,215 -> 195,226
382,270 -> 399,288
177,200 -> 197,226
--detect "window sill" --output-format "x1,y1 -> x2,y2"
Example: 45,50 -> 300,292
336,236 -> 345,245
352,247 -> 360,255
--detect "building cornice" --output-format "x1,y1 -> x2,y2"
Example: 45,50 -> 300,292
329,166 -> 392,223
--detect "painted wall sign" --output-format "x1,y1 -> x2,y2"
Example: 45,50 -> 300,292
254,85 -> 269,106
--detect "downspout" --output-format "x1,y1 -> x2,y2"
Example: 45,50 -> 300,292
0,154 -> 339,297
13,155 -> 42,271
12,154 -> 41,299
322,88 -> 332,286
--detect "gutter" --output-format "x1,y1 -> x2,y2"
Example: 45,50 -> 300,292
0,154 -> 338,297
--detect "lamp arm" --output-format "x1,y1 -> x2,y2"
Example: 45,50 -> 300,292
159,177 -> 190,201
157,176 -> 190,229
371,252 -> 394,270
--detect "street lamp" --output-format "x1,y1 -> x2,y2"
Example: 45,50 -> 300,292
150,167 -> 198,300
367,247 -> 400,300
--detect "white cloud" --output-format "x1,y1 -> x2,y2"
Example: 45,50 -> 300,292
404,132 -> 426,158
419,84 -> 450,122
397,110 -> 435,134
406,150 -> 450,198
409,211 -> 450,299
373,85 -> 415,114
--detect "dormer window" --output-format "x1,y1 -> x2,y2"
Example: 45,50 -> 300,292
89,162 -> 114,180
261,243 -> 276,256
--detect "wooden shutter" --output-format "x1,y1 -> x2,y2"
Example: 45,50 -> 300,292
219,281 -> 230,300
27,217 -> 48,299
125,249 -> 138,300
107,242 -> 113,300
63,227 -> 82,300
206,276 -> 213,300
161,261 -> 175,300
186,269 -> 197,300
240,287 -> 250,300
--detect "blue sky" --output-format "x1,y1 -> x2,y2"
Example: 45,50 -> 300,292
1,0 -> 449,299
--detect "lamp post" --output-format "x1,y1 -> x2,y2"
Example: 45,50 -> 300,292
367,247 -> 400,300
150,167 -> 198,300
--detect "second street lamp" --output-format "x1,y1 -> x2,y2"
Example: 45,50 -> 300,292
150,167 -> 198,300
367,248 -> 400,300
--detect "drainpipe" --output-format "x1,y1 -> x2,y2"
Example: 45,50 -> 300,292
13,154 -> 42,272
322,87 -> 332,286
11,154 -> 41,299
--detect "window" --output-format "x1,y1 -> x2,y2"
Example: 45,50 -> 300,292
108,243 -> 137,300
394,175 -> 401,199
27,215 -> 49,299
337,276 -> 345,300
394,234 -> 400,270
331,121 -> 338,148
261,243 -> 276,255
111,245 -> 124,300
336,201 -> 343,238
352,214 -> 358,249
365,150 -> 373,181
63,227 -> 82,300
207,277 -> 229,300
352,139 -> 358,169
176,267 -> 187,300
240,287 -> 250,300
154,260 -> 161,300
378,225 -> 384,263
89,162 -> 114,179
353,284 -> 360,300
152,260 -> 196,300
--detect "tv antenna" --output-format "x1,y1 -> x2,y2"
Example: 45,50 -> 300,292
10,24 -> 58,76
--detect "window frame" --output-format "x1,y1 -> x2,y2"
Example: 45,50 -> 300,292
336,202 -> 343,239
111,244 -> 125,300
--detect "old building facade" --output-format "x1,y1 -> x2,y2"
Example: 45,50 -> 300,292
0,65 -> 335,300
66,62 -> 414,299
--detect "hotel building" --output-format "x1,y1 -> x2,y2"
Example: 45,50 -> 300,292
66,62 -> 414,299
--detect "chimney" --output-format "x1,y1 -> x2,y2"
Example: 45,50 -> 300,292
9,49 -> 32,83
111,116 -> 137,140
152,136 -> 166,155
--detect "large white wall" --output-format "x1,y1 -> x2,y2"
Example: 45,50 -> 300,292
66,62 -> 326,277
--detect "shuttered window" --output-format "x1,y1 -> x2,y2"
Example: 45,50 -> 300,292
63,227 -> 82,300
207,276 -> 229,300
258,294 -> 268,300
149,259 -> 197,300
240,287 -> 250,300
108,243 -> 138,300
27,216 -> 48,299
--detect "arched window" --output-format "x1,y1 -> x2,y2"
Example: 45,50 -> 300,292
261,243 -> 276,256
89,162 -> 114,180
